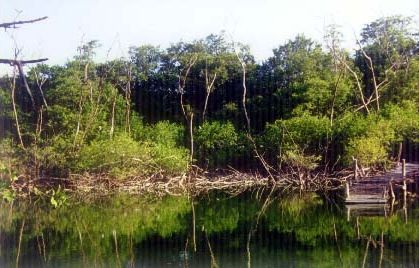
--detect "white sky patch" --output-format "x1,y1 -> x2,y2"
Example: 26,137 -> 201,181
0,0 -> 418,74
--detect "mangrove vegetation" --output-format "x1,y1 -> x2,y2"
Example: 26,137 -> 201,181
0,15 -> 418,197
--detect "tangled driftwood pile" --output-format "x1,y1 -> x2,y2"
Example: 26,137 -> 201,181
10,167 -> 343,198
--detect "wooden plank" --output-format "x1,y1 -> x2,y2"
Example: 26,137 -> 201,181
338,162 -> 419,205
346,205 -> 388,216
345,199 -> 387,204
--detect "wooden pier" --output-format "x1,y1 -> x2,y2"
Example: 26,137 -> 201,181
343,159 -> 419,205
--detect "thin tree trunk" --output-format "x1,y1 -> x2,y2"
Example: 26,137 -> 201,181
16,61 -> 35,108
34,72 -> 48,108
110,94 -> 116,138
189,113 -> 194,163
125,66 -> 132,134
179,89 -> 188,122
202,90 -> 210,122
15,220 -> 25,268
397,142 -> 403,163
236,56 -> 250,131
357,40 -> 380,111
191,199 -> 196,252
112,230 -> 121,268
73,84 -> 85,147
362,237 -> 371,268
340,60 -> 370,113
330,71 -> 343,126
11,66 -> 25,148
202,70 -> 217,122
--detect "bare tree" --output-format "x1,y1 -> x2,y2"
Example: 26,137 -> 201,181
178,54 -> 198,163
234,46 -> 251,131
202,62 -> 217,122
0,16 -> 48,148
324,26 -> 370,114
9,65 -> 24,148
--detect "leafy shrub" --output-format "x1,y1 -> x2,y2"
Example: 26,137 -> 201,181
345,136 -> 387,167
334,112 -> 396,167
262,114 -> 330,169
195,121 -> 241,167
76,133 -> 188,177
0,139 -> 19,181
144,121 -> 185,147
149,143 -> 189,174
38,135 -> 75,176
76,133 -> 152,176
282,147 -> 322,171
381,101 -> 419,142
144,121 -> 189,173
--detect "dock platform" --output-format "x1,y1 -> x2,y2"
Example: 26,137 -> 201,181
343,161 -> 419,204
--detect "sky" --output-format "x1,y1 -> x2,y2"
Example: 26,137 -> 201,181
0,0 -> 418,74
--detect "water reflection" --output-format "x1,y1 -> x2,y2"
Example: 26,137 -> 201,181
0,192 -> 417,267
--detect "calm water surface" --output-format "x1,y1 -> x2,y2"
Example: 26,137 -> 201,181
0,192 -> 418,267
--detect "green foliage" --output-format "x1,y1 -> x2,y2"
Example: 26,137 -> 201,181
129,45 -> 162,81
294,71 -> 353,117
346,136 -> 388,166
143,121 -> 189,173
383,57 -> 419,104
0,189 -> 15,202
76,133 -> 149,176
262,115 -> 330,169
381,101 -> 419,142
333,112 -> 396,166
149,143 -> 189,175
0,88 -> 13,137
0,140 -> 20,200
36,135 -> 74,176
0,139 -> 21,181
1,16 -> 418,177
76,133 -> 188,177
282,149 -> 322,171
48,186 -> 68,208
195,121 -> 241,167
144,121 -> 185,147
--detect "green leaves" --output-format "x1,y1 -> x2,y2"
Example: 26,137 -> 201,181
49,188 -> 68,208
195,121 -> 242,167
262,115 -> 330,170
0,188 -> 15,202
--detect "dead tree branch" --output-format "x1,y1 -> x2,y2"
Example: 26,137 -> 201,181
235,50 -> 251,131
0,58 -> 48,108
356,39 -> 380,111
0,16 -> 48,29
0,58 -> 48,65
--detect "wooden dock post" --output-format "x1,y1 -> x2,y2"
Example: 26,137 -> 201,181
402,179 -> 407,204
345,182 -> 350,199
346,206 -> 350,222
382,186 -> 387,199
389,180 -> 395,200
402,159 -> 406,177
353,158 -> 358,181
402,158 -> 407,210
397,142 -> 402,164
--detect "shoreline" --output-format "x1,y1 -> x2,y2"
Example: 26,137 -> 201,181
8,168 -> 343,198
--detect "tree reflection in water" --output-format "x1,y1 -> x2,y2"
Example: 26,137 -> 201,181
0,192 -> 417,267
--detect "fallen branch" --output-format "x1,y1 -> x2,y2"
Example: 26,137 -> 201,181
0,58 -> 48,65
0,16 -> 48,29
11,168 -> 344,198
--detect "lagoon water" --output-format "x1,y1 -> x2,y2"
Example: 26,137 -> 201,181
1,192 -> 418,267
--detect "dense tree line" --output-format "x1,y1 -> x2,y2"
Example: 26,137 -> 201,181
0,15 -> 418,180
